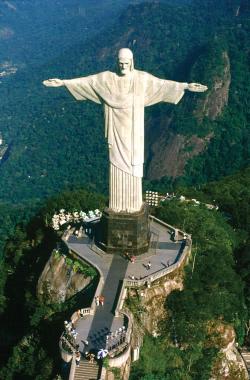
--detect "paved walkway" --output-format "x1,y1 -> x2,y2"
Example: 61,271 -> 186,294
75,255 -> 128,353
66,218 -> 182,354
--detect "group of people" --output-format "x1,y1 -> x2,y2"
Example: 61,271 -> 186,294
85,352 -> 95,364
95,295 -> 105,306
75,350 -> 96,366
64,320 -> 78,340
105,327 -> 126,351
75,349 -> 108,366
76,309 -> 85,318
124,252 -> 136,263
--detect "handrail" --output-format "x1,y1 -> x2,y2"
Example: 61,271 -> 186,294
121,309 -> 133,345
115,241 -> 191,316
108,346 -> 131,368
149,215 -> 192,239
69,353 -> 76,380
67,247 -> 105,317
71,308 -> 92,325
59,333 -> 76,354
60,215 -> 192,379
99,366 -> 107,380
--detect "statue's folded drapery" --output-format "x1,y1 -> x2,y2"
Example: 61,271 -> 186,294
64,70 -> 187,212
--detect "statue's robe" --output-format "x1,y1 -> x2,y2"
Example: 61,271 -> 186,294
64,70 -> 187,212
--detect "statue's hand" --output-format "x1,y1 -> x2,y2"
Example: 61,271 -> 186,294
42,78 -> 64,87
187,83 -> 208,92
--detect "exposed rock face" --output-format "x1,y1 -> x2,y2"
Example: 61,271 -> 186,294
127,271 -> 184,338
147,131 -> 212,179
209,323 -> 248,380
146,51 -> 231,180
194,51 -> 231,121
112,272 -> 185,380
37,254 -> 92,303
140,275 -> 184,334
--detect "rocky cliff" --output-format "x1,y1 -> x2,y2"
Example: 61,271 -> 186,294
146,50 -> 231,180
37,253 -> 92,303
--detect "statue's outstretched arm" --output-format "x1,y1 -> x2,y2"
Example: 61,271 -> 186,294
187,83 -> 208,92
43,78 -> 65,87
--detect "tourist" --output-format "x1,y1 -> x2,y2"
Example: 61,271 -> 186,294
71,327 -> 78,339
95,296 -> 100,306
99,295 -> 105,306
131,255 -> 136,263
89,353 -> 95,363
97,349 -> 108,360
124,252 -> 130,260
80,309 -> 84,318
75,351 -> 81,367
146,261 -> 151,270
64,320 -> 72,332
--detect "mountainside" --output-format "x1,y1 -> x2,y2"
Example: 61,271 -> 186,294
0,0 -> 134,70
0,0 -> 249,204
0,168 -> 249,379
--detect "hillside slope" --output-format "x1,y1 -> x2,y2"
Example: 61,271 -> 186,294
0,0 -> 134,69
0,0 -> 249,203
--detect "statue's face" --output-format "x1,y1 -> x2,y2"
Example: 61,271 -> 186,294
118,58 -> 131,76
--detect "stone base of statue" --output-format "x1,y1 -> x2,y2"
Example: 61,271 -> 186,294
95,204 -> 150,255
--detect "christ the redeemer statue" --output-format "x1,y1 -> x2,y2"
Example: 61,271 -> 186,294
43,48 -> 207,214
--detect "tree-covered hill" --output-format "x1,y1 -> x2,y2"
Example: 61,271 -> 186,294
0,0 -> 136,68
0,0 -> 249,204
0,169 -> 249,379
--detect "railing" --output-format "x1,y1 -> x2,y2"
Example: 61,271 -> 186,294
63,228 -> 75,242
90,242 -> 107,257
115,240 -> 191,316
69,353 -> 76,380
99,367 -> 107,380
149,215 -> 192,240
69,275 -> 104,327
107,309 -> 133,367
121,309 -> 133,345
109,346 -> 131,368
59,333 -> 76,366
62,214 -> 192,378
81,307 -> 91,315
71,308 -> 92,324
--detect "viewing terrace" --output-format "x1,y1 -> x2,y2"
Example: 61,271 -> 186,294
59,215 -> 191,379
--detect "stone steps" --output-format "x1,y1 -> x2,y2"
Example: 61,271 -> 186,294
74,359 -> 100,380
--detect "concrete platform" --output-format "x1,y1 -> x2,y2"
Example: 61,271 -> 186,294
65,217 -> 183,354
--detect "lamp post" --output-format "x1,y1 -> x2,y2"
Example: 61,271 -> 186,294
145,190 -> 159,207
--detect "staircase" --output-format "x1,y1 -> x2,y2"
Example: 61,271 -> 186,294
74,359 -> 100,380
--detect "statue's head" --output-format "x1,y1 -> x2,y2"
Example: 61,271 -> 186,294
117,48 -> 134,76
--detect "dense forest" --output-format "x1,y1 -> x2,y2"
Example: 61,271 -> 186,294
0,0 -> 135,67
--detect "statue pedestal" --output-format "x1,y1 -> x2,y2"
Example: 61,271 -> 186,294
95,204 -> 150,255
